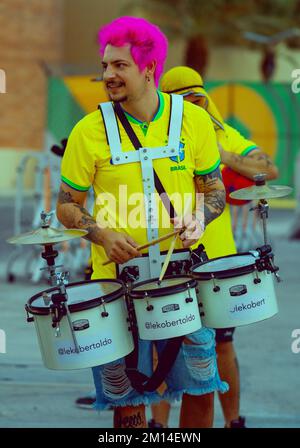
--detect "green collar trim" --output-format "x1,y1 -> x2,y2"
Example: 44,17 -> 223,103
123,90 -> 164,125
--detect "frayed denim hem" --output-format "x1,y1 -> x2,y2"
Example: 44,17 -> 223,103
162,379 -> 229,403
93,392 -> 163,410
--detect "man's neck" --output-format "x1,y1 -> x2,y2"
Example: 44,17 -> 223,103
121,88 -> 159,123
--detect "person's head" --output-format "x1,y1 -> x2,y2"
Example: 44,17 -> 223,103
160,66 -> 224,131
98,16 -> 168,102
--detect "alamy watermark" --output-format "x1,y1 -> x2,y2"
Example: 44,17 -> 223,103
0,329 -> 6,354
291,69 -> 300,94
291,329 -> 300,354
94,186 -> 205,239
0,69 -> 6,93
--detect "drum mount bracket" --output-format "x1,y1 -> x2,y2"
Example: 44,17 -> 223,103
118,265 -> 140,284
255,244 -> 280,281
164,259 -> 191,276
50,291 -> 67,328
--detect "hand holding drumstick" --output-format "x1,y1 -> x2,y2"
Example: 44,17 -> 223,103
102,228 -> 182,266
171,213 -> 205,248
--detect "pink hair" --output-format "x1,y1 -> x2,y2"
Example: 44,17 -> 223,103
98,16 -> 168,87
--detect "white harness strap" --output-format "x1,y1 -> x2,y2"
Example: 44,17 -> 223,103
99,94 -> 183,278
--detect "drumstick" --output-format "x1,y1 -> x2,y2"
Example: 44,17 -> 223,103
102,229 -> 182,266
157,204 -> 190,283
157,233 -> 178,285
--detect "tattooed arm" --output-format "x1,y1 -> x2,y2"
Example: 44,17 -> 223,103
194,167 -> 226,227
172,167 -> 226,248
219,146 -> 279,180
56,183 -> 140,264
56,183 -> 104,244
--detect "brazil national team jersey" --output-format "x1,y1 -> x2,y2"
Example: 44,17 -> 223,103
61,91 -> 221,278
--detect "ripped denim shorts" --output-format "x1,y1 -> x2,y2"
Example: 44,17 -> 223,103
92,327 -> 228,409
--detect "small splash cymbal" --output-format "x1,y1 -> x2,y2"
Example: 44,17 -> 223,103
230,184 -> 293,201
7,227 -> 87,245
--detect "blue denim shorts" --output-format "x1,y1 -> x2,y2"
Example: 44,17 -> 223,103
92,327 -> 228,409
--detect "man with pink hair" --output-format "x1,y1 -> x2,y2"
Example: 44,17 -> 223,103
57,16 -> 227,428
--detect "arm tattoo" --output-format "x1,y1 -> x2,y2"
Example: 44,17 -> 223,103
58,188 -> 76,204
57,187 -> 101,243
248,152 -> 273,167
195,167 -> 226,227
224,150 -> 276,177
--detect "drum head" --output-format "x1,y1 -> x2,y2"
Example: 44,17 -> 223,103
130,275 -> 197,299
27,279 -> 125,315
192,253 -> 256,280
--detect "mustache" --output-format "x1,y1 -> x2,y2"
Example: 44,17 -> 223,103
106,82 -> 124,88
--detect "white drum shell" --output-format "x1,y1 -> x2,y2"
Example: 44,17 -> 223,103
32,296 -> 134,370
132,287 -> 202,340
196,269 -> 278,328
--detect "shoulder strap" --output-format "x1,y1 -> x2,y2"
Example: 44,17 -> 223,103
168,94 -> 184,149
113,102 -> 177,219
99,102 -> 122,152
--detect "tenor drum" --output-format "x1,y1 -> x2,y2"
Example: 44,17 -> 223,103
191,253 -> 278,328
26,279 -> 134,370
129,276 -> 202,340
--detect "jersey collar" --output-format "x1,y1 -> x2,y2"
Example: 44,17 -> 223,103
122,90 -> 164,126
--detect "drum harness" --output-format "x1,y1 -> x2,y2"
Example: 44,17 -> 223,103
99,95 -> 206,393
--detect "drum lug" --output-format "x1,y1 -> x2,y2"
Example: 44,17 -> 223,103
200,312 -> 205,317
100,298 -> 109,317
253,267 -> 262,284
25,305 -> 34,323
186,283 -> 194,302
211,274 -> 220,292
144,293 -> 154,311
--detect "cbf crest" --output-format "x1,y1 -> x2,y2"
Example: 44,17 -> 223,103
169,141 -> 185,163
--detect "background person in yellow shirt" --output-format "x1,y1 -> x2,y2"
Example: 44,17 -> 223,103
153,66 -> 278,428
57,18 -> 227,428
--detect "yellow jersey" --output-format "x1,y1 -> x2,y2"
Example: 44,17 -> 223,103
61,91 -> 220,278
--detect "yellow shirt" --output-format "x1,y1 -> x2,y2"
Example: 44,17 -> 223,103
198,123 -> 258,259
61,91 -> 220,278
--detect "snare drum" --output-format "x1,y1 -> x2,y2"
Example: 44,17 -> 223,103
129,276 -> 202,340
191,253 -> 278,328
26,280 -> 134,370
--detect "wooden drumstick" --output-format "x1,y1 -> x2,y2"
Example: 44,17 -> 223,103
157,233 -> 178,285
102,229 -> 182,266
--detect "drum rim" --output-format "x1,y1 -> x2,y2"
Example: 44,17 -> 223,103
191,252 -> 257,280
27,279 -> 125,315
129,275 -> 197,299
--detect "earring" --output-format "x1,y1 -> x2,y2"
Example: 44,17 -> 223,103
146,75 -> 151,82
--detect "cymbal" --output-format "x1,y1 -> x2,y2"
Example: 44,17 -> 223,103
229,184 -> 293,201
7,227 -> 88,245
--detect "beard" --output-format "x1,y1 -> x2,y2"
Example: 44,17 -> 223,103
108,93 -> 128,103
